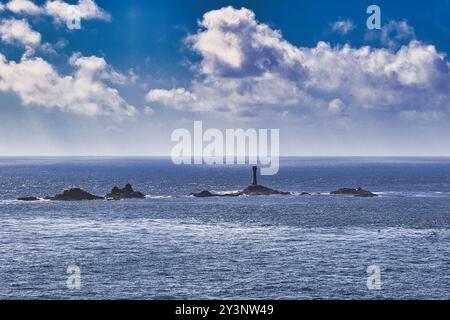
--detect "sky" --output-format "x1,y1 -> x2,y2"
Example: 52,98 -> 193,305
0,0 -> 450,156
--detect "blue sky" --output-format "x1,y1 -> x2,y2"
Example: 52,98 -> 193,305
1,0 -> 450,156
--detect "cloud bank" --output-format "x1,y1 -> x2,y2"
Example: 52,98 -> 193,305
147,6 -> 450,120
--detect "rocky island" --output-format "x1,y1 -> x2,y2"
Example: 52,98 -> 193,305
17,184 -> 145,201
50,188 -> 104,201
330,187 -> 378,197
105,184 -> 146,200
17,188 -> 103,201
190,166 -> 291,197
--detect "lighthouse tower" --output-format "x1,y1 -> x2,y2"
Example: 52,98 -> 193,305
251,166 -> 258,186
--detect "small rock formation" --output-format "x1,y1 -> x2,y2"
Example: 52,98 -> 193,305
105,183 -> 145,200
189,190 -> 240,197
51,188 -> 104,201
330,187 -> 378,197
17,196 -> 40,202
241,184 -> 291,196
190,166 -> 291,197
17,188 -> 103,201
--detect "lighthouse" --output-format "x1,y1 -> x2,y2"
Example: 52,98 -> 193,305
251,166 -> 258,186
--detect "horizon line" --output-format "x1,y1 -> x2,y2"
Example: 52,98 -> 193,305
1,155 -> 450,158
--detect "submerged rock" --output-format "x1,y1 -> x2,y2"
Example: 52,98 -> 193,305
105,183 -> 145,200
330,187 -> 378,197
189,190 -> 241,197
51,188 -> 104,201
17,196 -> 40,201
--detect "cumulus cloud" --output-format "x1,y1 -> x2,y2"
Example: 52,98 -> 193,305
331,19 -> 355,35
5,0 -> 110,22
147,6 -> 450,120
45,0 -> 110,22
0,53 -> 136,117
6,0 -> 43,15
0,18 -> 41,46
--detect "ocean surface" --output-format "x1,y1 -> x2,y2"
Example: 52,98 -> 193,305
0,157 -> 449,299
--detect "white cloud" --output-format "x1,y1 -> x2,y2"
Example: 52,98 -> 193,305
0,3 -> 5,12
146,88 -> 197,111
0,18 -> 41,46
6,0 -> 43,15
45,0 -> 110,22
331,19 -> 355,35
5,0 -> 110,22
0,53 -> 137,117
148,6 -> 450,119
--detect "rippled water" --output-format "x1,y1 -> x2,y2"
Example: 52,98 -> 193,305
0,157 -> 449,299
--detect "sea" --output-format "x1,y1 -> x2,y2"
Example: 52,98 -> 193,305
0,157 -> 449,299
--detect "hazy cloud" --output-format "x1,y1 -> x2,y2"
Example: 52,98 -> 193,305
365,20 -> 415,49
331,19 -> 355,35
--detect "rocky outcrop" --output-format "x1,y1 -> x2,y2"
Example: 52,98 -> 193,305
241,184 -> 290,196
17,188 -> 103,201
330,187 -> 378,197
190,166 -> 291,197
105,184 -> 145,200
17,184 -> 145,201
50,188 -> 104,201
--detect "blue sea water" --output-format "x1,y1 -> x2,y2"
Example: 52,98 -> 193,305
0,157 -> 449,299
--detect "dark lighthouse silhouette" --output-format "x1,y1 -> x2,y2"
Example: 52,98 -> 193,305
251,166 -> 258,186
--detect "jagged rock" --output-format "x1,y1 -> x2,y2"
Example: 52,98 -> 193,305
330,187 -> 378,197
300,192 -> 311,196
51,188 -> 104,201
105,183 -> 145,200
